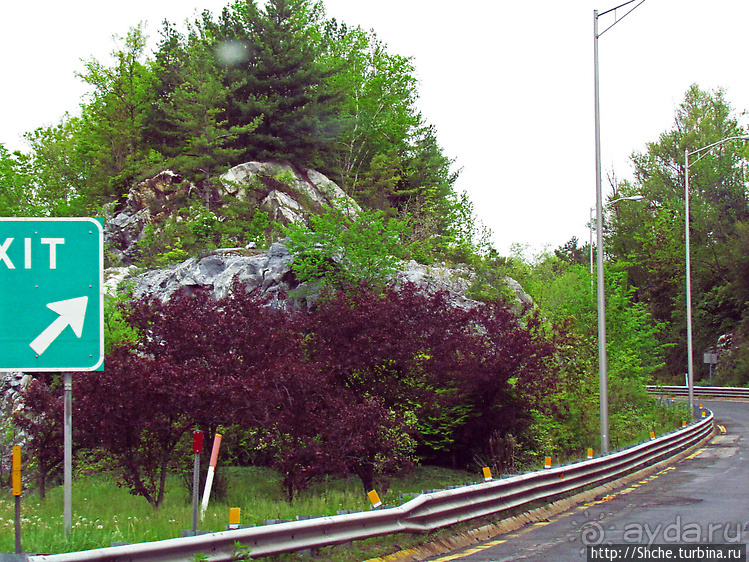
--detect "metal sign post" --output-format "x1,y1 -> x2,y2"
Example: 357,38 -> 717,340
192,431 -> 204,535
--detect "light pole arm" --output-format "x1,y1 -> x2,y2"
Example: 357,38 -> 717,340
687,135 -> 749,159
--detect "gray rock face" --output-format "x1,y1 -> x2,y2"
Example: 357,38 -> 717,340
396,261 -> 477,309
114,243 -> 493,312
119,243 -> 534,316
131,242 -> 297,303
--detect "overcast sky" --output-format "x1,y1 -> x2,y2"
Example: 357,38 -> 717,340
1,0 -> 748,256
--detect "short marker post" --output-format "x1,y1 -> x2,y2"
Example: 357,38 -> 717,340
544,456 -> 552,469
367,490 -> 382,509
482,467 -> 492,481
587,448 -> 594,459
682,421 -> 687,427
649,431 -> 655,440
228,508 -> 241,530
200,433 -> 222,519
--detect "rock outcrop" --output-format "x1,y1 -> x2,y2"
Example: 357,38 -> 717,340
104,162 -> 361,266
115,242 -> 533,314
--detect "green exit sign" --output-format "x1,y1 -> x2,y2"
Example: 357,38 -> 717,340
0,218 -> 104,372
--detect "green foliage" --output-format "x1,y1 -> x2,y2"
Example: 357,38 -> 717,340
0,144 -> 34,216
285,203 -> 410,293
103,291 -> 138,354
320,21 -> 419,188
131,198 -> 280,267
76,24 -> 158,200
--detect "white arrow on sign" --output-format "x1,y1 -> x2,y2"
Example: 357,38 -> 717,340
29,296 -> 88,356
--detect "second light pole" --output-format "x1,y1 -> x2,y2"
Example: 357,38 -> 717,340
684,135 -> 749,417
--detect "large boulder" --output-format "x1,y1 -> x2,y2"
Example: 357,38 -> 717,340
104,163 -> 362,266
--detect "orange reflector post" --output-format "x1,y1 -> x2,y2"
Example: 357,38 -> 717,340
649,431 -> 655,440
544,456 -> 552,469
482,467 -> 492,481
682,421 -> 687,427
12,446 -> 21,496
587,448 -> 593,459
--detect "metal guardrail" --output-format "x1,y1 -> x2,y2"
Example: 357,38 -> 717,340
647,385 -> 749,400
28,412 -> 714,562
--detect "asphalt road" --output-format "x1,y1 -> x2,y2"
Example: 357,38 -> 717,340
424,401 -> 749,561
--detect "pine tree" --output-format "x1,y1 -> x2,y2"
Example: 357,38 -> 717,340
157,38 -> 260,189
224,0 -> 340,168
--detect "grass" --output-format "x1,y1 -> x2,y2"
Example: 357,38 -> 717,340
0,465 -> 479,556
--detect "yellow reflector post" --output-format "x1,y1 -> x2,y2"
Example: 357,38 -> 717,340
368,490 -> 382,508
229,507 -> 241,529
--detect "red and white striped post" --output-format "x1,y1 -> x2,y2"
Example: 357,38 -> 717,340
200,433 -> 222,518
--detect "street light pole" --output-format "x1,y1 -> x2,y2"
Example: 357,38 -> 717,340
684,135 -> 749,417
593,8 -> 610,455
593,0 -> 646,455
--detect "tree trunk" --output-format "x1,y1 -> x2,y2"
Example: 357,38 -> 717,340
39,465 -> 47,500
354,460 -> 375,493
